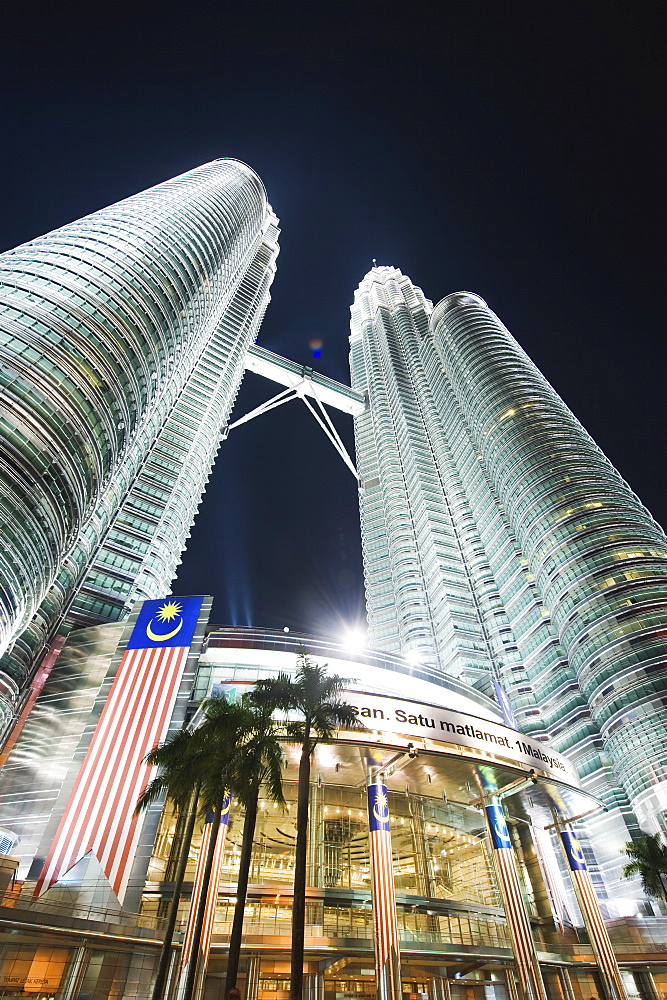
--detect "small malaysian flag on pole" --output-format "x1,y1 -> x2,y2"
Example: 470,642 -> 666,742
367,779 -> 402,1000
484,801 -> 548,1000
176,797 -> 232,1000
560,831 -> 627,1000
35,595 -> 206,902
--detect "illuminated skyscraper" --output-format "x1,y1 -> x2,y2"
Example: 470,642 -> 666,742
350,266 -> 667,868
0,160 -> 279,727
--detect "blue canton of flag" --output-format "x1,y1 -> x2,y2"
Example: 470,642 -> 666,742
367,782 -> 391,832
205,794 -> 232,827
561,830 -> 587,871
365,747 -> 385,768
127,596 -> 204,651
486,803 -> 512,849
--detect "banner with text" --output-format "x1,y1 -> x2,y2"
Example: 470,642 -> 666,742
341,691 -> 579,786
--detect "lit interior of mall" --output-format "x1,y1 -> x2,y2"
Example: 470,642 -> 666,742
0,626 -> 665,1000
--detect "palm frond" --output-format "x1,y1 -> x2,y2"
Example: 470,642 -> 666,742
137,726 -> 202,815
135,776 -> 170,815
622,833 -> 667,901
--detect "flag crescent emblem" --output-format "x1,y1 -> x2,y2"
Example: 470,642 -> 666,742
494,821 -> 510,844
146,617 -> 184,641
373,802 -> 389,822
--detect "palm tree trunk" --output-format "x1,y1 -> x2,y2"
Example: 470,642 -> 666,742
290,744 -> 311,1000
152,785 -> 200,1000
224,784 -> 260,996
659,870 -> 667,903
182,791 -> 225,1000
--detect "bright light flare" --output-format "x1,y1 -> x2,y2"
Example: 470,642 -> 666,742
342,627 -> 366,654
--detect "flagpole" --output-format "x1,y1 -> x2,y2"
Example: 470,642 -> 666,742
552,819 -> 627,1000
175,797 -> 231,1000
480,792 -> 548,1000
366,771 -> 402,1000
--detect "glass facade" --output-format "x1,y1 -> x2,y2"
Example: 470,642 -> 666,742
349,267 -> 667,895
0,626 -> 665,1000
0,160 -> 279,724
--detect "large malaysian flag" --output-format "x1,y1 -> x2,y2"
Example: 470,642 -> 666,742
35,596 -> 205,902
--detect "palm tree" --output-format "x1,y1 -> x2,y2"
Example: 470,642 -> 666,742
180,697 -> 259,1000
136,727 -> 204,1000
254,654 -> 360,1000
223,696 -> 285,998
622,833 -> 667,902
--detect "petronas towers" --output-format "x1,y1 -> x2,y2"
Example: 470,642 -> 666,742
350,266 -> 667,873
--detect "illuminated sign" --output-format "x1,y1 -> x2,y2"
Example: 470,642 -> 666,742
342,691 -> 579,785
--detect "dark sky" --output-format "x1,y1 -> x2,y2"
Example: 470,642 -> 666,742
2,1 -> 665,637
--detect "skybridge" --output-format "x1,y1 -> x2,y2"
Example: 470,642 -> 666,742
223,343 -> 367,478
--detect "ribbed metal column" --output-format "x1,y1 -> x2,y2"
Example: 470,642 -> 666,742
304,972 -> 325,1000
367,776 -> 402,1000
308,779 -> 324,887
504,968 -> 521,1000
408,794 -> 434,897
58,945 -> 89,1000
558,967 -> 576,1000
632,970 -> 661,1000
427,977 -> 449,1000
556,827 -> 627,1000
483,800 -> 548,1000
245,954 -> 262,1000
176,798 -> 231,1000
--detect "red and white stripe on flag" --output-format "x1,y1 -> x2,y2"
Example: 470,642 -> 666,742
35,644 -> 190,901
179,818 -> 229,978
573,868 -> 625,990
370,827 -> 399,971
493,848 -> 535,983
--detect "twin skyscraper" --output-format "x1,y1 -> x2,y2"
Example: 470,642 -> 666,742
0,159 -> 666,873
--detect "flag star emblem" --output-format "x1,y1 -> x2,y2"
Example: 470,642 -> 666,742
157,601 -> 182,621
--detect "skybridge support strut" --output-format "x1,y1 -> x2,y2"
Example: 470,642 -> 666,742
224,345 -> 365,479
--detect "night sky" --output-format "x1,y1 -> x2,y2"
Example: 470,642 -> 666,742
2,1 -> 665,638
